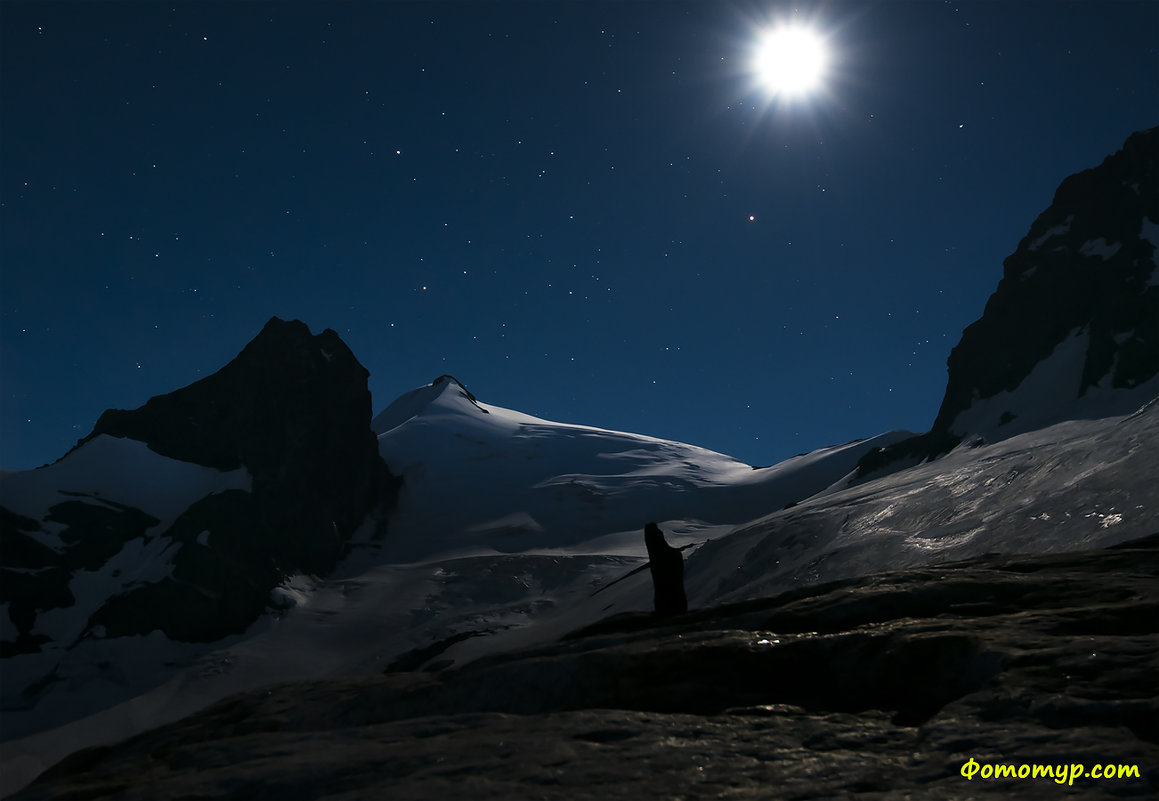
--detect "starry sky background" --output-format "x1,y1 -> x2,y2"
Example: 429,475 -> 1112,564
2,1 -> 1156,471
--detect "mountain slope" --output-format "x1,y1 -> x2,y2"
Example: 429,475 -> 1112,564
371,374 -> 914,562
12,533 -> 1157,800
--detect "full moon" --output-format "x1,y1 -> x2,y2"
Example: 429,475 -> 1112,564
753,26 -> 828,97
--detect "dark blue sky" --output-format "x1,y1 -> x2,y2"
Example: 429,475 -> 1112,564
2,1 -> 1156,470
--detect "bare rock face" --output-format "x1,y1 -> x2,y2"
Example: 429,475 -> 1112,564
859,127 -> 1159,478
13,534 -> 1157,800
2,317 -> 398,646
83,317 -> 398,642
935,126 -> 1158,433
81,316 -> 390,548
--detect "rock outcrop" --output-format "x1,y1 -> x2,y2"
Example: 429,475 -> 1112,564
859,127 -> 1159,478
13,533 -> 1157,800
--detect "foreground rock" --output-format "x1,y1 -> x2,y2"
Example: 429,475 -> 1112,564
15,533 -> 1157,800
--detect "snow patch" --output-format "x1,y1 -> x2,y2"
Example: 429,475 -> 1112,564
1141,216 -> 1159,248
1079,238 -> 1122,260
1026,219 -> 1071,251
31,536 -> 183,644
269,574 -> 317,611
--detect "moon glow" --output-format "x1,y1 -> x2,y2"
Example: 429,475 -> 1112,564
753,26 -> 828,97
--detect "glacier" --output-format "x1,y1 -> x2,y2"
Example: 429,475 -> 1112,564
2,375 -> 1155,797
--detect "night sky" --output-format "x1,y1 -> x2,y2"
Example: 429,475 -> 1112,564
2,1 -> 1156,471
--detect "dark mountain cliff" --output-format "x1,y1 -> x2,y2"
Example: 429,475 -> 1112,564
859,127 -> 1159,477
76,316 -> 394,572
1,317 -> 398,652
936,125 -> 1157,431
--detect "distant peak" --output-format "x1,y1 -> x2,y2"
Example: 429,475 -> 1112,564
371,374 -> 488,434
255,316 -> 312,339
429,375 -> 488,414
430,375 -> 480,404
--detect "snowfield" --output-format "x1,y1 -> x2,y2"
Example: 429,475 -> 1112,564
367,375 -> 917,562
0,434 -> 251,531
1,378 -> 1156,797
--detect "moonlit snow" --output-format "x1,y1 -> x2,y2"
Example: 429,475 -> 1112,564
1,378 -> 1156,797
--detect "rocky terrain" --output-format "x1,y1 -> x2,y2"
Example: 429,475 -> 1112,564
13,533 -> 1157,800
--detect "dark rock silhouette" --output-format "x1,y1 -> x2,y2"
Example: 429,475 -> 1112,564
4,317 -> 400,646
936,126 -> 1158,428
644,522 -> 687,616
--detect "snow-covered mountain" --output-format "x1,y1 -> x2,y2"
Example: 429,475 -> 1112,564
369,373 -> 912,563
2,128 -> 1158,797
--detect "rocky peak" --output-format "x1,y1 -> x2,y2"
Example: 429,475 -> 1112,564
857,127 -> 1159,478
78,317 -> 367,471
79,315 -> 395,563
45,317 -> 398,642
932,125 -> 1158,437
